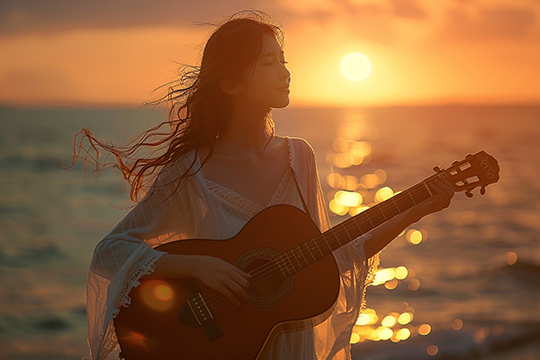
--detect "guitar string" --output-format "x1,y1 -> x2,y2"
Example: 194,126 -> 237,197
189,183 -> 435,310
193,183 -> 434,309
192,182 -> 436,309
197,171 -> 483,312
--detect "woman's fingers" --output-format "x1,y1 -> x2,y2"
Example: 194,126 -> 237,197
219,285 -> 241,306
227,280 -> 251,302
232,268 -> 252,289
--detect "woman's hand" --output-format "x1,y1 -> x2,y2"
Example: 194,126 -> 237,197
411,178 -> 455,222
363,177 -> 455,259
192,256 -> 252,306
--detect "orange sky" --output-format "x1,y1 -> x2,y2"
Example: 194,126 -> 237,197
0,0 -> 539,108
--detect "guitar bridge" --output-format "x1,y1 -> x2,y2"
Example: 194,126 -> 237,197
186,292 -> 214,325
178,279 -> 223,342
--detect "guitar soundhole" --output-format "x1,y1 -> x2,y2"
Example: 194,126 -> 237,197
235,247 -> 294,308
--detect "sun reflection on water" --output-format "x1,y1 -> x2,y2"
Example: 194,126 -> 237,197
326,121 -> 461,347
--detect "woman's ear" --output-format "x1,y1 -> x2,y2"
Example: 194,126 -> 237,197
219,78 -> 244,96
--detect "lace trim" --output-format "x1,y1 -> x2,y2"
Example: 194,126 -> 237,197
204,137 -> 294,214
92,252 -> 166,360
351,233 -> 380,313
269,168 -> 293,204
111,252 -> 166,317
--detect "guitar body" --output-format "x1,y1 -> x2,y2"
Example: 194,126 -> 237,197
114,204 -> 341,360
114,150 -> 500,360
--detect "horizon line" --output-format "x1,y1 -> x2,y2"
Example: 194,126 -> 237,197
1,101 -> 540,111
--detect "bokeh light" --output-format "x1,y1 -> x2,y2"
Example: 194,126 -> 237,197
375,186 -> 394,203
427,345 -> 439,356
419,324 -> 432,335
398,312 -> 413,325
452,319 -> 463,331
381,315 -> 397,327
406,229 -> 423,244
395,266 -> 408,280
409,279 -> 421,291
504,251 -> 517,265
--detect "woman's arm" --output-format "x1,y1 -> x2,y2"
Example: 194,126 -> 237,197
364,178 -> 455,259
143,254 -> 252,306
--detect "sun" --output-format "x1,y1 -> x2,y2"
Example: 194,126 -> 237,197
341,53 -> 371,81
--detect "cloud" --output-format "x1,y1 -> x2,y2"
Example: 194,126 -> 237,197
389,0 -> 428,19
0,0 -> 268,36
440,6 -> 537,41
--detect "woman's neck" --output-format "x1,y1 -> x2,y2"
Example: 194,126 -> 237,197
214,105 -> 272,156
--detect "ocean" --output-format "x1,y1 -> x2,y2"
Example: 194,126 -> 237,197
0,105 -> 539,359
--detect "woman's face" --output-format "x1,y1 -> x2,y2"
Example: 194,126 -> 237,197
240,33 -> 291,109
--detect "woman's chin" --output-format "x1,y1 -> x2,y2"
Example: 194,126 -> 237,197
273,98 -> 290,109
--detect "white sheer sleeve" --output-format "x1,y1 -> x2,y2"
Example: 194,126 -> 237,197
294,138 -> 379,360
86,163 -> 195,360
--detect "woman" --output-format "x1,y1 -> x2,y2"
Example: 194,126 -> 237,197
72,10 -> 453,360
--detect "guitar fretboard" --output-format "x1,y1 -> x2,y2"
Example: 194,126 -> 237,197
272,175 -> 439,277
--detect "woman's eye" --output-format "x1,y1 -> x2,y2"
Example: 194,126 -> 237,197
262,61 -> 288,66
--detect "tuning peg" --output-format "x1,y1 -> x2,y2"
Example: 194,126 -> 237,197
465,190 -> 473,198
452,161 -> 459,165
466,153 -> 472,158
480,186 -> 486,195
433,166 -> 442,173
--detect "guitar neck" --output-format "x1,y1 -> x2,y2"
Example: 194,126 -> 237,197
276,173 -> 441,274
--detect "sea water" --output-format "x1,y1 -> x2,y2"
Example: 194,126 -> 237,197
0,105 -> 539,359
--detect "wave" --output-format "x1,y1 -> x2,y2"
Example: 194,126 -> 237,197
352,320 -> 540,359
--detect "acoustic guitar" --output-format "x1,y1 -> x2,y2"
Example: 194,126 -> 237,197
114,151 -> 499,360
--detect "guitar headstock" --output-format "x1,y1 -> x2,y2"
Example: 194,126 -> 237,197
435,151 -> 500,197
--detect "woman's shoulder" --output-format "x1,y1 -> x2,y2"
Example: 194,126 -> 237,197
276,135 -> 315,156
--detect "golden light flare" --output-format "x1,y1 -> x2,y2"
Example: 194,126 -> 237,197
475,327 -> 490,342
384,278 -> 398,290
406,229 -> 423,244
370,266 -> 411,287
352,307 -> 417,344
381,315 -> 398,327
354,183 -> 368,197
154,284 -> 173,301
375,186 -> 394,203
398,312 -> 413,325
356,308 -> 378,326
122,331 -> 150,350
350,141 -> 372,158
408,278 -> 421,291
343,175 -> 359,191
427,345 -> 439,356
140,280 -> 176,311
341,53 -> 372,82
335,191 -> 362,207
504,251 -> 517,265
372,268 -> 395,286
329,199 -> 348,216
418,324 -> 432,336
374,169 -> 387,184
349,205 -> 369,217
452,319 -> 463,331
326,173 -> 344,189
361,174 -> 379,189
378,327 -> 394,340
395,266 -> 408,280
394,328 -> 411,341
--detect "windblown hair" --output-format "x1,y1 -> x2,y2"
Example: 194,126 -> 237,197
67,10 -> 285,202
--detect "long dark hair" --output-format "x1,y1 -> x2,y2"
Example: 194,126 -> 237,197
67,10 -> 285,202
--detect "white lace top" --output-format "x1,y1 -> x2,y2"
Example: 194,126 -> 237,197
85,136 -> 378,360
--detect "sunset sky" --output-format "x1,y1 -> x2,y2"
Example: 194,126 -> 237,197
0,0 -> 539,108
